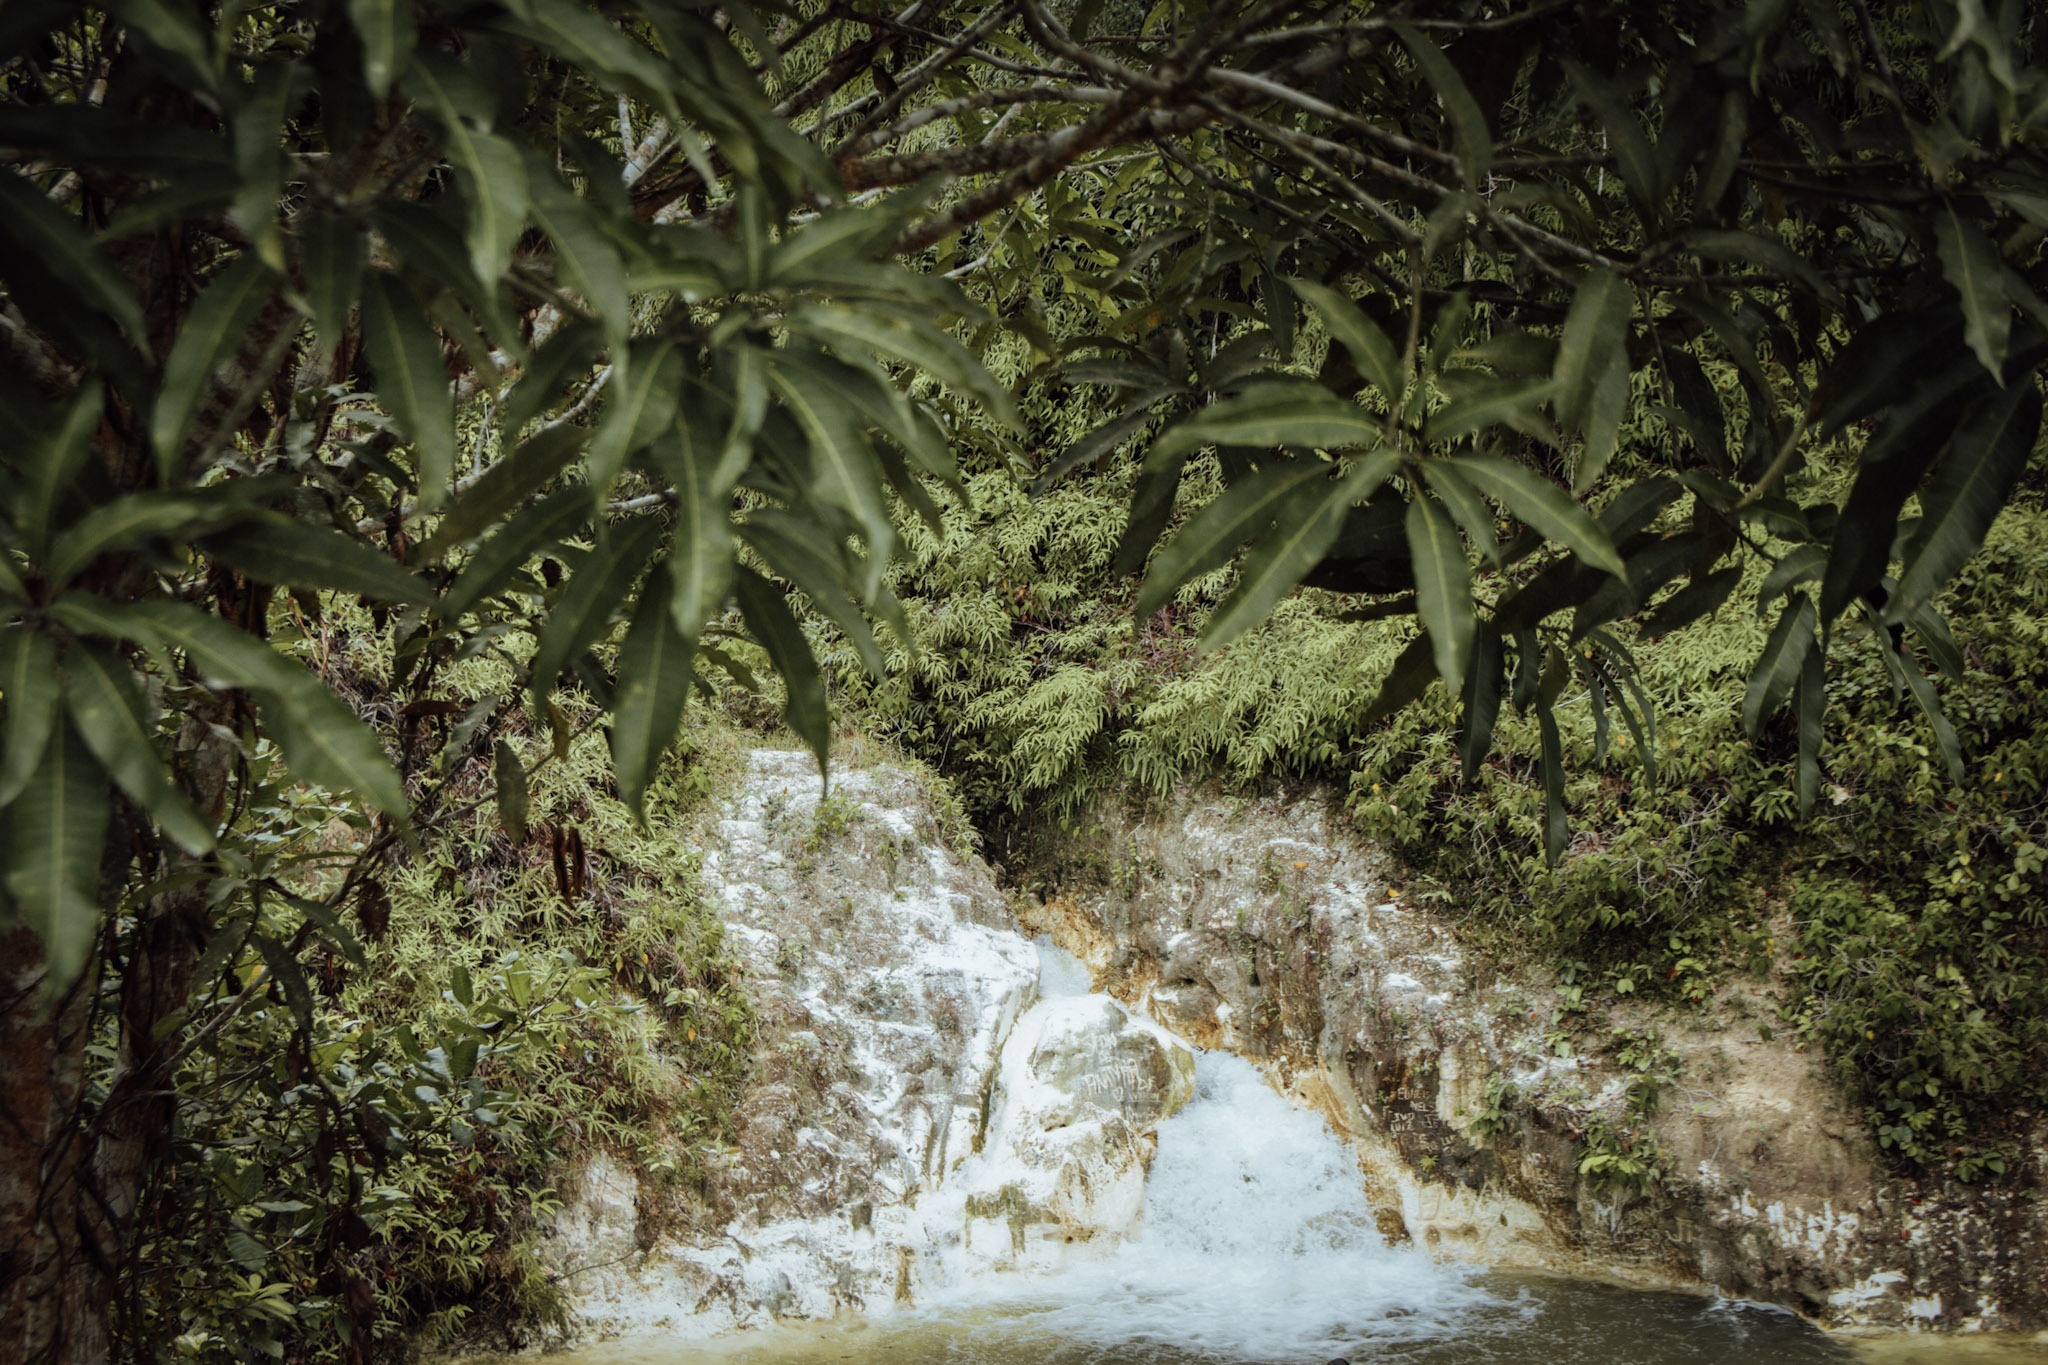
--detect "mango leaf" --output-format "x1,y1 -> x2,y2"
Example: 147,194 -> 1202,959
1202,450 -> 1400,649
585,340 -> 683,499
415,66 -> 529,285
609,585 -> 694,819
422,424 -> 586,560
200,518 -> 431,605
1424,376 -> 1557,443
46,491 -> 257,588
150,255 -> 280,475
733,565 -> 831,771
99,599 -> 409,818
1,720 -> 108,993
522,164 -> 629,343
498,0 -> 682,121
347,0 -> 412,98
439,487 -> 589,619
1419,460 -> 1500,567
1537,702 -> 1568,865
1818,357 -> 1983,624
1405,495 -> 1475,693
1795,644 -> 1824,816
360,273 -> 458,513
1885,642 -> 1965,783
1757,544 -> 1827,609
766,349 -> 895,562
1448,452 -> 1628,578
0,173 -> 150,374
647,429 -> 736,647
499,320 -> 604,436
65,643 -> 215,855
301,211 -> 367,366
1552,272 -> 1632,482
1935,202 -> 2011,380
1290,281 -> 1405,403
739,511 -> 886,677
1742,593 -> 1817,738
0,628 -> 59,810
1362,632 -> 1438,725
1136,460 -> 1335,619
1891,380 -> 2042,622
528,516 -> 664,701
494,739 -> 529,842
1459,625 -> 1504,784
785,303 -> 1023,432
1152,382 -> 1382,469
1397,26 -> 1491,188
17,380 -> 104,558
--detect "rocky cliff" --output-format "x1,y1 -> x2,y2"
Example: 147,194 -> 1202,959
1018,784 -> 2048,1332
546,747 -> 2048,1338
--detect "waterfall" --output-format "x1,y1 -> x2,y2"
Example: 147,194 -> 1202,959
909,942 -> 1496,1361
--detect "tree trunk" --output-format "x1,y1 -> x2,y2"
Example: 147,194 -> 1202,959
0,935 -> 102,1364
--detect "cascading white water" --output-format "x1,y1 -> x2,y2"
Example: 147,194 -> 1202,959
912,942 -> 1497,1361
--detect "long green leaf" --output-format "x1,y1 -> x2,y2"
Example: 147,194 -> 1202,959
1137,460 -> 1335,619
1419,460 -> 1500,567
0,146 -> 150,354
766,349 -> 895,561
439,487 -> 589,620
200,518 -> 431,605
522,162 -> 629,342
1449,452 -> 1627,578
585,340 -> 682,498
48,488 -> 282,586
422,425 -> 586,560
1290,281 -> 1405,404
301,211 -> 367,366
360,272 -> 458,513
151,256 -> 280,474
1742,593 -> 1817,738
1152,383 -> 1382,469
733,565 -> 831,771
0,628 -> 59,810
609,583 -> 695,819
1426,376 -> 1557,444
1553,273 -> 1631,457
1397,26 -> 1491,188
20,381 -> 106,558
1537,701 -> 1568,865
1888,642 -> 1965,783
739,511 -> 886,677
113,600 -> 408,818
528,516 -> 664,701
1459,625 -> 1503,784
1,720 -> 108,993
649,429 -> 735,647
347,0 -> 411,97
65,642 -> 215,854
1935,202 -> 2011,380
1795,643 -> 1824,815
1202,451 -> 1399,649
1892,380 -> 2042,621
1362,631 -> 1438,725
427,99 -> 528,285
785,303 -> 1023,432
1406,495 -> 1475,693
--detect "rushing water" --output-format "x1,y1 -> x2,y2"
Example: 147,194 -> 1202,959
480,942 -> 2048,1365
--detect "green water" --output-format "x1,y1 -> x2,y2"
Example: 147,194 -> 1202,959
474,1275 -> 2048,1365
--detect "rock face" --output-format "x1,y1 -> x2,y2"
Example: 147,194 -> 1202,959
547,750 -> 2048,1339
545,748 -> 1194,1334
1019,786 -> 2048,1332
956,993 -> 1196,1273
